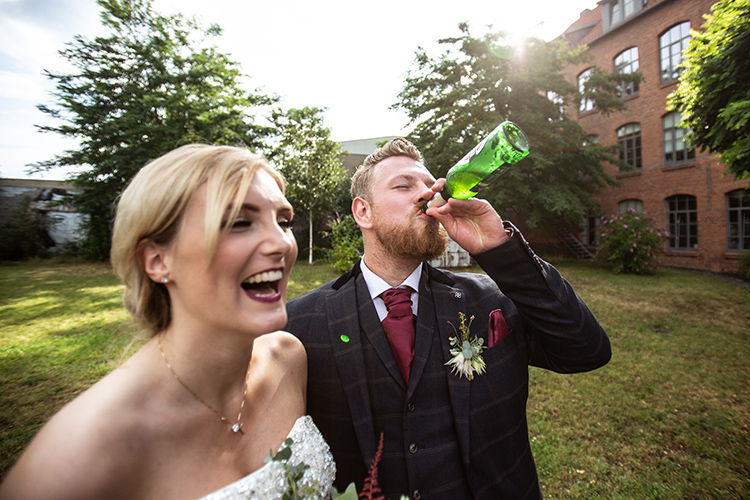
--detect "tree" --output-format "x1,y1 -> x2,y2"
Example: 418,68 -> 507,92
270,107 -> 347,265
33,0 -> 276,260
0,198 -> 56,261
668,0 -> 750,180
394,24 -> 640,234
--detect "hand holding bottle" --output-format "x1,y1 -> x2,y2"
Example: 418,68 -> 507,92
425,180 -> 509,254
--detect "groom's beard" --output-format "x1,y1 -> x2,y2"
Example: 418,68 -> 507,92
372,208 -> 448,262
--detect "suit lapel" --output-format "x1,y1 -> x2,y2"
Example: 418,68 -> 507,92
427,265 -> 472,466
406,266 -> 436,398
324,271 -> 379,463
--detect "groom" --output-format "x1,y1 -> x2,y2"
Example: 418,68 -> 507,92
285,138 -> 611,499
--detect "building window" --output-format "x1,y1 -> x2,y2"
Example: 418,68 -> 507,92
583,214 -> 600,247
614,47 -> 639,97
619,199 -> 643,214
546,91 -> 564,119
660,22 -> 691,83
727,189 -> 750,252
578,68 -> 596,114
663,111 -> 695,165
607,0 -> 638,28
617,123 -> 642,170
666,195 -> 698,250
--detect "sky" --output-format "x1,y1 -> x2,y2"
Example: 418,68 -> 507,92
0,0 -> 597,180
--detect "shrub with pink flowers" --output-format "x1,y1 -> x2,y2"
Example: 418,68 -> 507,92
596,209 -> 669,275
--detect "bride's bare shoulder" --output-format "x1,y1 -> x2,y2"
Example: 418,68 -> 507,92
0,349 -> 163,500
254,331 -> 306,366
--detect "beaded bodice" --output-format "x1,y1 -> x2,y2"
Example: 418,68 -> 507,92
198,416 -> 335,499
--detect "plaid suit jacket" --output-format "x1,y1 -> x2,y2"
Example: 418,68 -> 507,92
286,233 -> 611,499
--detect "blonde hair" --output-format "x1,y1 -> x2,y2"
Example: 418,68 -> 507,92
111,144 -> 284,335
350,138 -> 424,200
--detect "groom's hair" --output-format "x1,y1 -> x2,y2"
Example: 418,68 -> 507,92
350,138 -> 424,201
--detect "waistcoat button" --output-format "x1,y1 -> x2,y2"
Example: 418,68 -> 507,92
408,443 -> 418,454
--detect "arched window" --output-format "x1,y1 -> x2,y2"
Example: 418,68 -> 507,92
660,22 -> 691,83
578,68 -> 596,114
619,199 -> 643,214
614,47 -> 639,97
617,123 -> 642,170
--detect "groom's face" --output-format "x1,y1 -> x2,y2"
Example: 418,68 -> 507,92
367,156 -> 447,261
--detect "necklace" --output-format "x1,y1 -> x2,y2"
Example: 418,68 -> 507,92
157,334 -> 250,435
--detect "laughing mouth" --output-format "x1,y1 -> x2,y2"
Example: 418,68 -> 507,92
241,269 -> 283,298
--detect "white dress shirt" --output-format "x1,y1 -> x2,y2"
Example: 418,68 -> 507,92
359,258 -> 421,322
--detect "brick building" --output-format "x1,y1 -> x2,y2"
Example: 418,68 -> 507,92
560,0 -> 749,273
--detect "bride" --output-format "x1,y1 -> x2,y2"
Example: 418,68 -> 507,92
0,145 -> 335,499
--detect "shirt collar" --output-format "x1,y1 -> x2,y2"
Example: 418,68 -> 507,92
360,257 -> 422,300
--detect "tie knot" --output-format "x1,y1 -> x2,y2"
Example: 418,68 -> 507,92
381,287 -> 413,318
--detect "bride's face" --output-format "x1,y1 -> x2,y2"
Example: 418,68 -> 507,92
164,169 -> 298,337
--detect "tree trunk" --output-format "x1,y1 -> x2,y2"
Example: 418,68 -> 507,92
308,209 -> 313,265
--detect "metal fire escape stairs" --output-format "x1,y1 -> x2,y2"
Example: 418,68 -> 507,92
558,231 -> 594,260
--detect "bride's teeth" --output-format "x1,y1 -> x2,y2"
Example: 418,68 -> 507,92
246,270 -> 283,285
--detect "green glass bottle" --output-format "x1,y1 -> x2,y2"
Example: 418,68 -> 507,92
426,121 -> 530,209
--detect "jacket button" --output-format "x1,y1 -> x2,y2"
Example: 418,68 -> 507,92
408,443 -> 418,454
406,402 -> 415,412
413,490 -> 422,499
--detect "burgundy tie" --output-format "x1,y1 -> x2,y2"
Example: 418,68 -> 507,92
381,287 -> 416,383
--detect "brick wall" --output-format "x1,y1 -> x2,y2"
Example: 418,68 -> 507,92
562,0 -> 748,273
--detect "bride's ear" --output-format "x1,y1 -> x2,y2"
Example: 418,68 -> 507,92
140,239 -> 171,284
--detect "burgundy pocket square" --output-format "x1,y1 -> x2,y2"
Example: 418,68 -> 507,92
488,309 -> 509,347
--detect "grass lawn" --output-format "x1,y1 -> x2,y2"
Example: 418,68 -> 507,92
1,258 -> 748,498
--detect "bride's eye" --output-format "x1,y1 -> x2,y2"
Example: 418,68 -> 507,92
221,219 -> 252,231
279,218 -> 296,230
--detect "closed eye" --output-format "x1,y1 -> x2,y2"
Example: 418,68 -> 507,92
228,219 -> 251,230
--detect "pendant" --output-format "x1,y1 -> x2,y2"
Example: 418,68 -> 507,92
232,423 -> 244,434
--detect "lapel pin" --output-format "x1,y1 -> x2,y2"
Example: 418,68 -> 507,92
340,335 -> 350,343
451,291 -> 462,299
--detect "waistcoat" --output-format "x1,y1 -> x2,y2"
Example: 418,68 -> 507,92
358,274 -> 472,500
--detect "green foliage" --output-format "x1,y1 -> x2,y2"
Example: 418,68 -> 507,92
33,0 -> 276,260
668,0 -> 750,180
595,209 -> 668,275
264,438 -> 318,500
0,199 -> 55,260
2,261 -> 749,496
394,23 -> 641,234
738,251 -> 750,280
271,107 -> 348,264
323,214 -> 363,272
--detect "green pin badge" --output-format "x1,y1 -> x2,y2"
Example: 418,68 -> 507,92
340,335 -> 350,343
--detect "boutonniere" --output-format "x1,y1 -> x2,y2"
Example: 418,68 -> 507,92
445,312 -> 486,380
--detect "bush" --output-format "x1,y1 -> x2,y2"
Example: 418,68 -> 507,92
596,209 -> 669,275
324,214 -> 363,272
0,199 -> 55,261
738,251 -> 750,280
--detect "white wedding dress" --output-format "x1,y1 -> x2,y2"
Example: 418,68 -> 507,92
198,416 -> 336,499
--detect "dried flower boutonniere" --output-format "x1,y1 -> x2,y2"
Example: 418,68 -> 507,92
445,312 -> 486,380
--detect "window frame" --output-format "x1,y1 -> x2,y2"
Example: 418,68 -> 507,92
660,21 -> 691,83
614,46 -> 640,97
663,111 -> 695,165
666,195 -> 698,251
617,122 -> 642,170
619,199 -> 644,214
578,67 -> 596,115
726,189 -> 750,252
